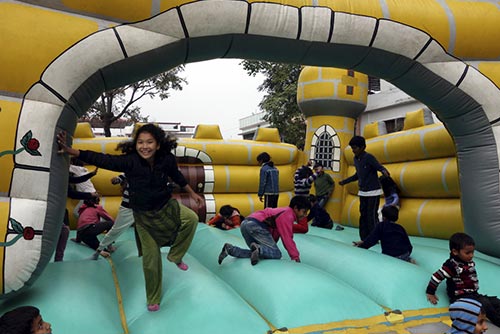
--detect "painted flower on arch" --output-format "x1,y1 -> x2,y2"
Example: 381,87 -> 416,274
0,130 -> 42,157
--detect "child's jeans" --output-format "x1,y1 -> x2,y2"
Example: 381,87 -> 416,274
228,219 -> 282,260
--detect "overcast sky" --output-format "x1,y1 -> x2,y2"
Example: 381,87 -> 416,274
137,59 -> 266,139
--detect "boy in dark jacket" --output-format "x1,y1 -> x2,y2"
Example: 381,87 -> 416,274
353,205 -> 413,262
307,194 -> 334,229
426,232 -> 500,327
339,136 -> 389,240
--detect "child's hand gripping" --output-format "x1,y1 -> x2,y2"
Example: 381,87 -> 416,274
426,293 -> 438,305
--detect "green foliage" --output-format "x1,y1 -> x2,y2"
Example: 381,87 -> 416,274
83,66 -> 186,137
241,60 -> 305,149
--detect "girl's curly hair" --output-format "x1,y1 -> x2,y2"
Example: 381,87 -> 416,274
116,123 -> 177,156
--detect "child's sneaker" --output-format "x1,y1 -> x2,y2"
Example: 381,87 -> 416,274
250,243 -> 260,266
106,245 -> 117,253
335,225 -> 345,231
176,262 -> 188,271
100,250 -> 111,258
218,243 -> 231,265
147,304 -> 160,312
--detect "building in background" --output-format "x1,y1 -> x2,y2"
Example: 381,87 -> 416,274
239,112 -> 270,140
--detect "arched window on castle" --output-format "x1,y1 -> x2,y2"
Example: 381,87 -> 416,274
310,125 -> 341,172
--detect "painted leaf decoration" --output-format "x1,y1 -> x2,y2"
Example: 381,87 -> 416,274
9,218 -> 24,234
20,130 -> 33,147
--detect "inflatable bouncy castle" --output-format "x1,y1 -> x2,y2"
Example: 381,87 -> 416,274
1,1 -> 500,333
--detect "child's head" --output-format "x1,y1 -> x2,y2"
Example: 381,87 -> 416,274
379,175 -> 400,196
381,205 -> 399,222
449,232 -> 475,262
256,152 -> 271,164
117,123 -> 177,155
289,196 -> 312,220
0,306 -> 52,334
298,166 -> 313,179
349,136 -> 366,157
449,298 -> 488,334
219,205 -> 236,219
308,194 -> 318,205
83,197 -> 99,207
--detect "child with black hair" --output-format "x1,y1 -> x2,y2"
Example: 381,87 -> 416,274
313,162 -> 335,208
207,205 -> 243,230
339,136 -> 389,240
353,205 -> 413,262
218,196 -> 311,266
0,306 -> 52,334
257,152 -> 280,208
307,194 -> 334,230
76,197 -> 114,251
426,232 -> 500,327
294,164 -> 318,197
449,298 -> 488,334
58,123 -> 203,312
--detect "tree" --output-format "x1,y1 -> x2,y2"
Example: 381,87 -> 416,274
82,66 -> 187,137
241,61 -> 305,149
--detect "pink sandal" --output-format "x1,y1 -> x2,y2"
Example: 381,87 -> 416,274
147,304 -> 160,312
176,262 -> 188,271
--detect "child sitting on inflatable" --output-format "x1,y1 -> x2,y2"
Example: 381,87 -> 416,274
76,197 -> 114,251
307,194 -> 334,230
353,205 -> 413,262
426,232 -> 500,327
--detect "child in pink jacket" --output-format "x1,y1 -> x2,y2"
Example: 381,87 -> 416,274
76,197 -> 114,250
218,196 -> 311,265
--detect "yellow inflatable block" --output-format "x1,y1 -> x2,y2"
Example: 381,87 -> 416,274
399,198 -> 463,238
0,100 -> 21,193
74,123 -> 95,139
193,125 -> 223,140
254,128 -> 281,143
63,0 -> 152,22
403,109 -> 433,130
363,122 -> 386,139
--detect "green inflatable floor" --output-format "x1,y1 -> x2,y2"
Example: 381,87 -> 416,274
1,224 -> 500,334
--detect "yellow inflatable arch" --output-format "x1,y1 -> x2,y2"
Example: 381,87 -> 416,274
1,0 -> 500,298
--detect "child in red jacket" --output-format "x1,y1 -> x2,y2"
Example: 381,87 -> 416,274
207,205 -> 242,230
